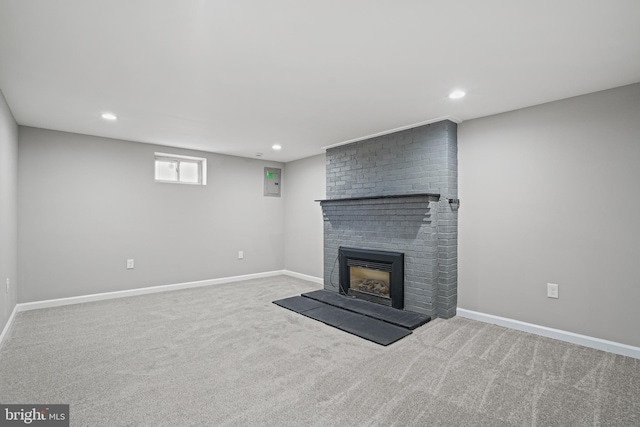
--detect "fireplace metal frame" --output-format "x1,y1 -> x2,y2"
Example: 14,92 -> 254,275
338,246 -> 404,309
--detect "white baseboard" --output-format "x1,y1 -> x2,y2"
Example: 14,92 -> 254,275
283,270 -> 324,285
6,277 -> 638,360
0,303 -> 19,350
2,270 -> 323,348
457,308 -> 640,360
17,270 -> 286,312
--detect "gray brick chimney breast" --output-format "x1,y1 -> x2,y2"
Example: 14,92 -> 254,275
321,120 -> 458,318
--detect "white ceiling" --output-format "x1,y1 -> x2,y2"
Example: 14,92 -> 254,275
1,1 -> 639,162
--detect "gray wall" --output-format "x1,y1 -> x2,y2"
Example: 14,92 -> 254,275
283,154 -> 325,279
0,90 -> 18,333
18,127 -> 284,302
458,83 -> 640,347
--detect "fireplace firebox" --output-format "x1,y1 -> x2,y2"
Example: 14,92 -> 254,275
338,247 -> 404,309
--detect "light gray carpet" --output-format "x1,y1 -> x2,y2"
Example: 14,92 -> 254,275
0,276 -> 638,426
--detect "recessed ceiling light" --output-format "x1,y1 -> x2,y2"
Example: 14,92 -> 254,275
448,90 -> 466,100
101,112 -> 117,120
272,144 -> 282,151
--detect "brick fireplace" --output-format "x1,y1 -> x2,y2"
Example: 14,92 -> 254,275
319,120 -> 458,319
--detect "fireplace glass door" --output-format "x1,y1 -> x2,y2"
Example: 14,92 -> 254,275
339,246 -> 404,309
349,266 -> 391,305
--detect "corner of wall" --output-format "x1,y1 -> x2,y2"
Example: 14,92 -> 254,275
0,88 -> 19,337
282,154 -> 326,279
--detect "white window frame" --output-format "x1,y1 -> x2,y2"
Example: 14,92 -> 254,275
154,152 -> 207,185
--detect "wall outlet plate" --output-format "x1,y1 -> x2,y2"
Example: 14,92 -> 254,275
238,251 -> 244,259
547,283 -> 559,299
127,259 -> 135,269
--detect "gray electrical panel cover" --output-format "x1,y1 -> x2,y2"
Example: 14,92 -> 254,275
264,167 -> 281,197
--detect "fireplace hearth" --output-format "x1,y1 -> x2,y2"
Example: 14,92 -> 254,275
339,247 -> 404,309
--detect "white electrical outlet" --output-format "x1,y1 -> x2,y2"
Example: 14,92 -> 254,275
5,278 -> 9,293
547,283 -> 559,299
238,251 -> 244,260
127,259 -> 135,269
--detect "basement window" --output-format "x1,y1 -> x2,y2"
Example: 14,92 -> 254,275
154,153 -> 207,185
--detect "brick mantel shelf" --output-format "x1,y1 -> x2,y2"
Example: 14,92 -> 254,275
315,193 -> 441,203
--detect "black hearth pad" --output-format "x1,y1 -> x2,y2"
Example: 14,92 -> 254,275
301,290 -> 431,330
273,296 -> 411,346
272,295 -> 326,313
